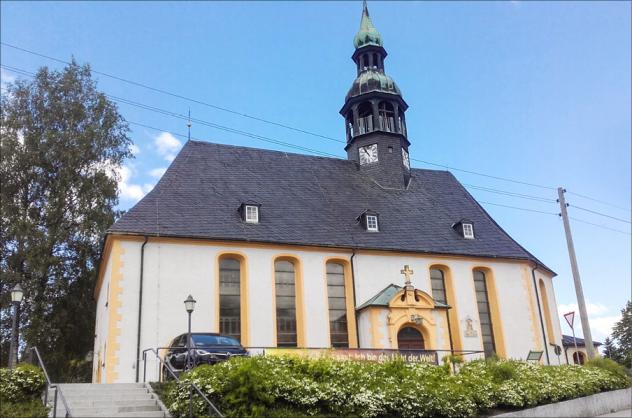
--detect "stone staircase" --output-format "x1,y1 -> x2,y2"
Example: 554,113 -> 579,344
47,383 -> 170,417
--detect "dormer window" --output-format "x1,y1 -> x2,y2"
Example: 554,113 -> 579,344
357,210 -> 380,232
452,219 -> 475,239
367,215 -> 379,232
245,205 -> 259,223
239,202 -> 261,224
462,223 -> 474,239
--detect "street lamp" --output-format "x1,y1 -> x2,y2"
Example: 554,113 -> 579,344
9,284 -> 24,369
184,295 -> 196,370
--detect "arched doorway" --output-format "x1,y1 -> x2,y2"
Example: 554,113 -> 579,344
397,326 -> 425,349
573,351 -> 586,365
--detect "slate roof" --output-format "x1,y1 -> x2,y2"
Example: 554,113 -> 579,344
562,335 -> 602,347
109,140 -> 552,272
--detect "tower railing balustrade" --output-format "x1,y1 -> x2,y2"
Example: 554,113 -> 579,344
358,115 -> 374,135
379,115 -> 395,133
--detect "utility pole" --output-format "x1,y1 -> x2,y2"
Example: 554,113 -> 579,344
557,187 -> 596,359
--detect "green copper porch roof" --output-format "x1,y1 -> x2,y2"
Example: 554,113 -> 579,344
354,1 -> 383,49
356,283 -> 450,311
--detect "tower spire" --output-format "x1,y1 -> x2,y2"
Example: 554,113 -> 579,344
354,0 -> 382,49
341,1 -> 411,189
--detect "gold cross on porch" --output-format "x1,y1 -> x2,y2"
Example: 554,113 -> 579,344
400,265 -> 414,287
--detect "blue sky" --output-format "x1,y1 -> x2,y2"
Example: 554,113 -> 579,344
2,1 -> 630,343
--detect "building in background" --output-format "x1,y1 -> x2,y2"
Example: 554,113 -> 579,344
562,335 -> 602,365
92,2 -> 566,383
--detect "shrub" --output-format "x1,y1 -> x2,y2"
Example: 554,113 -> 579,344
162,356 -> 631,418
0,364 -> 48,418
585,357 -> 632,380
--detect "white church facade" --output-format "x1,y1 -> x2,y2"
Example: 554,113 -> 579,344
92,4 -> 565,383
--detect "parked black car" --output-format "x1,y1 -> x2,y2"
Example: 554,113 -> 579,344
162,333 -> 248,379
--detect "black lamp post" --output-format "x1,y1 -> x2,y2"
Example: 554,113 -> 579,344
8,284 -> 24,369
184,294 -> 196,370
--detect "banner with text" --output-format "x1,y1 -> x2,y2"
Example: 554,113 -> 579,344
260,348 -> 439,364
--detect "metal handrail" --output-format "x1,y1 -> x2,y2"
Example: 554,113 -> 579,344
27,347 -> 72,418
142,347 -> 224,418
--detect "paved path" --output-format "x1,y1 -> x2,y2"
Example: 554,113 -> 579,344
597,409 -> 632,417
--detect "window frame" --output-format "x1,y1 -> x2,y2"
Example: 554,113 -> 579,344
245,205 -> 259,224
326,262 -> 350,348
462,222 -> 474,239
218,257 -> 242,342
366,214 -> 379,232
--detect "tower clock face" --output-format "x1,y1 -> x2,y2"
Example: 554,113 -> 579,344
402,148 -> 410,170
359,144 -> 378,165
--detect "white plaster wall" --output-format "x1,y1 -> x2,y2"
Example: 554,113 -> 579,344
92,255 -> 112,383
537,271 -> 565,363
352,254 -> 540,360
357,310 -> 372,348
97,237 -> 561,382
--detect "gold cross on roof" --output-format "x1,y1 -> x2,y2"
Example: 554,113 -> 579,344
400,265 -> 414,286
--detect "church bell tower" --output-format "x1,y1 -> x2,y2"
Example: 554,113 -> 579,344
340,1 -> 411,189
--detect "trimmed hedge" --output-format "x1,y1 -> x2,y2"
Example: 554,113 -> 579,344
0,364 -> 48,418
162,355 -> 630,418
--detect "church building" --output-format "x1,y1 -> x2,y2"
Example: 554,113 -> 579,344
92,3 -> 565,383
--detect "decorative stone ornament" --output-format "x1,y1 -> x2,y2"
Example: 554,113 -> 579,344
464,315 -> 478,338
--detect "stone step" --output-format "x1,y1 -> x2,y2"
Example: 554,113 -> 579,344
60,385 -> 149,392
70,403 -> 162,416
59,383 -> 146,389
74,412 -> 166,418
66,398 -> 158,408
62,388 -> 150,396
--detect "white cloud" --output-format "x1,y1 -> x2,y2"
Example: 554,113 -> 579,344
116,165 -> 145,201
129,144 -> 141,156
557,301 -> 620,343
154,132 -> 182,162
142,183 -> 154,193
557,302 -> 608,317
149,167 -> 167,178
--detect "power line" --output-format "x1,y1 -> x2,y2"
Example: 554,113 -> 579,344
567,190 -> 631,213
569,204 -> 631,224
463,183 -> 556,203
0,42 -> 345,145
412,159 -> 555,190
1,48 -> 559,190
477,201 -> 559,216
0,65 -> 340,158
569,217 -> 631,236
2,62 -> 628,231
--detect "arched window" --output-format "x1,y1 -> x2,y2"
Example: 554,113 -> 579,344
398,113 -> 407,135
357,102 -> 373,135
573,351 -> 586,365
430,268 -> 447,305
372,53 -> 378,69
275,260 -> 297,347
219,257 -> 241,342
326,263 -> 349,347
346,112 -> 354,140
473,270 -> 496,358
539,279 -> 555,343
378,101 -> 395,132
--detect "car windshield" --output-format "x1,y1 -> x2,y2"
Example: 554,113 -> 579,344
192,334 -> 241,347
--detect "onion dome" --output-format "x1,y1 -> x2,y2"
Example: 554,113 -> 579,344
353,1 -> 383,49
346,70 -> 402,100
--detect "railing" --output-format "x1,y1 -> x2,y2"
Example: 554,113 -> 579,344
26,347 -> 72,418
142,348 -> 224,418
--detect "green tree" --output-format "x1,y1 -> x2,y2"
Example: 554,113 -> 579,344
602,337 -> 620,362
611,301 -> 632,367
0,61 -> 131,381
